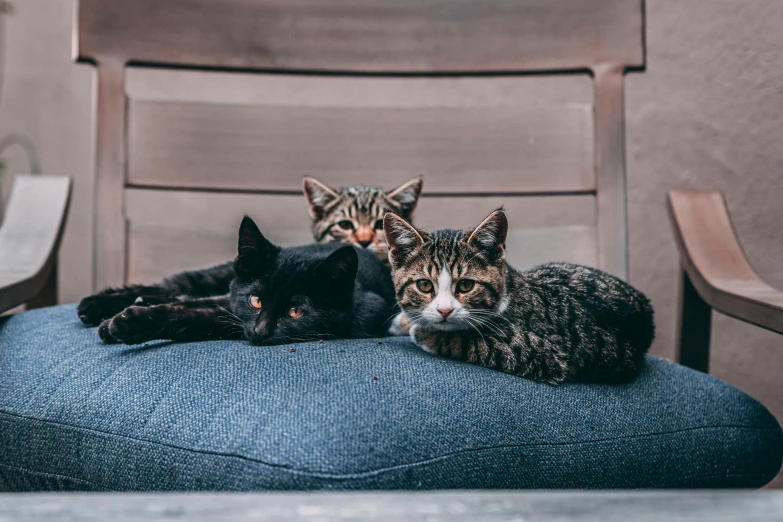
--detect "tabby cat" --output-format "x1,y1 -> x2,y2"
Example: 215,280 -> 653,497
303,176 -> 423,263
77,177 -> 421,328
384,209 -> 655,384
97,217 -> 396,345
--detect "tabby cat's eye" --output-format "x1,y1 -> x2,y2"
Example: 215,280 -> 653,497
288,306 -> 304,319
456,279 -> 475,293
416,279 -> 434,293
248,295 -> 263,309
338,220 -> 354,230
374,220 -> 384,230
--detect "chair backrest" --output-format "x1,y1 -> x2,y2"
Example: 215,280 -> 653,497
77,0 -> 645,290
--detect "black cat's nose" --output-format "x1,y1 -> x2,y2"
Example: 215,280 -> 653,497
254,320 -> 271,338
357,239 -> 372,248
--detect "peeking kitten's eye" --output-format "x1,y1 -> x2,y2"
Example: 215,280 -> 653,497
456,279 -> 475,293
416,279 -> 434,293
248,295 -> 263,309
288,306 -> 304,319
374,220 -> 384,230
338,220 -> 354,230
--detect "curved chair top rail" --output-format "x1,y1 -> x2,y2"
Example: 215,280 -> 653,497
668,190 -> 783,335
76,0 -> 644,73
0,175 -> 72,314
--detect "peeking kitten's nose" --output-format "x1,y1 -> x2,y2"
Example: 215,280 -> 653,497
355,227 -> 373,248
438,308 -> 454,319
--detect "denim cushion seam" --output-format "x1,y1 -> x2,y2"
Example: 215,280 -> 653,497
2,409 -> 779,480
0,461 -> 115,491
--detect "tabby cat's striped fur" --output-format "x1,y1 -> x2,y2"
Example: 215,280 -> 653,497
303,177 -> 423,265
384,209 -> 655,384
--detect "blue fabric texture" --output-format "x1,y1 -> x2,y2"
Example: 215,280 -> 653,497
0,304 -> 780,491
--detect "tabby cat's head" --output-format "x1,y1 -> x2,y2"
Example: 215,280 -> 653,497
384,209 -> 508,332
303,177 -> 423,262
230,216 -> 359,346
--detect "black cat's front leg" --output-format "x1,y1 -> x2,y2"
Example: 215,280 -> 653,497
78,262 -> 235,326
78,285 -> 176,326
98,296 -> 244,345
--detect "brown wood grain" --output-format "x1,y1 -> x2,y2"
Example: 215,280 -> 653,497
668,190 -> 783,336
78,0 -> 644,73
126,98 -> 594,194
593,65 -> 629,280
0,175 -> 71,313
125,189 -> 597,284
93,62 -> 127,291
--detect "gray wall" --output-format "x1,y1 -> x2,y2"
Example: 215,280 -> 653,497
1,0 -> 782,486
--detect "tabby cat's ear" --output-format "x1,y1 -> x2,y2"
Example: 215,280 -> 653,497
383,213 -> 425,265
235,216 -> 277,276
302,177 -> 339,220
314,246 -> 358,293
386,177 -> 423,218
467,209 -> 508,261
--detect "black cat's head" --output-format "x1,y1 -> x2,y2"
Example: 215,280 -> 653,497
230,216 -> 359,346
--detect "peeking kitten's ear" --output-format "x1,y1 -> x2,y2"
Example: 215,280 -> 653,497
235,216 -> 277,277
302,177 -> 340,220
314,246 -> 359,293
466,209 -> 508,261
383,213 -> 425,266
386,177 -> 423,218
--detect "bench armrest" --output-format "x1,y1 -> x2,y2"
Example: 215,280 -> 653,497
667,190 -> 783,372
0,175 -> 72,314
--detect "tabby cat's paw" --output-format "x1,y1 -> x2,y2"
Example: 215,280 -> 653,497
98,306 -> 166,345
78,293 -> 136,326
388,313 -> 412,336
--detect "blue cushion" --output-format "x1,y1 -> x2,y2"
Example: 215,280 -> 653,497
0,304 -> 780,491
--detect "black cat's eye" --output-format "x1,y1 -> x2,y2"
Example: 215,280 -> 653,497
288,306 -> 304,319
374,220 -> 384,230
456,279 -> 475,293
416,279 -> 434,293
338,220 -> 354,230
248,295 -> 263,309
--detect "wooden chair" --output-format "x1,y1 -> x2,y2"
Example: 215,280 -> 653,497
76,0 -> 644,291
0,175 -> 71,314
669,191 -> 783,373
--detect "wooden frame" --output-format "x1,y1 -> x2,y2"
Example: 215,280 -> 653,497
75,0 -> 645,289
0,175 -> 72,314
668,190 -> 783,373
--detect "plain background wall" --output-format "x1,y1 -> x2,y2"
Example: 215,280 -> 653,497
1,0 -> 782,487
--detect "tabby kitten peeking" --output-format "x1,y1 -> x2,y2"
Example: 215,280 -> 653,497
384,210 -> 655,384
77,177 -> 420,327
97,217 -> 396,345
303,176 -> 423,264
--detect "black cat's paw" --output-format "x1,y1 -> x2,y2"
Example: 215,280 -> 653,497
99,306 -> 167,345
97,319 -> 119,344
78,293 -> 136,326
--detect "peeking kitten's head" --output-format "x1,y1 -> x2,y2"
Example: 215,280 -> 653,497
230,216 -> 359,346
384,209 -> 508,332
302,177 -> 423,262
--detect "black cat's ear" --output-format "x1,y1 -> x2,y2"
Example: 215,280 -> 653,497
235,216 -> 276,276
466,208 -> 508,261
386,177 -> 423,218
314,246 -> 358,292
302,177 -> 339,220
383,213 -> 425,266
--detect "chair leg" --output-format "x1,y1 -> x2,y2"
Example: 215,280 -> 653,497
27,261 -> 58,310
676,269 -> 712,373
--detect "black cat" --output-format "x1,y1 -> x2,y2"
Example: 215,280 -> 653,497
94,217 -> 396,346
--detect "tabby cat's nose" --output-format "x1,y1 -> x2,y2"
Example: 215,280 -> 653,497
438,308 -> 453,319
358,239 -> 372,248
